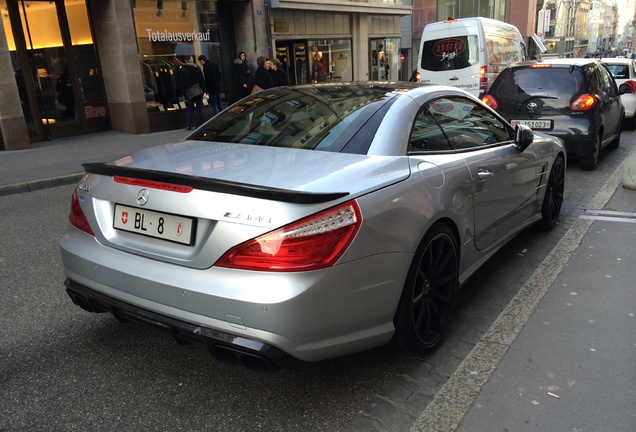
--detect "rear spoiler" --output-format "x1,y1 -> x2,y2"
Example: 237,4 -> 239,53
83,162 -> 349,204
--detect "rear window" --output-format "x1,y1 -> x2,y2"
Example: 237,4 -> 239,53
189,86 -> 396,153
605,64 -> 629,79
421,35 -> 479,72
490,67 -> 584,108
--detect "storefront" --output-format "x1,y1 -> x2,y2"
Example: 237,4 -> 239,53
1,0 -> 109,145
133,0 -> 228,128
271,7 -> 408,84
0,0 -> 410,151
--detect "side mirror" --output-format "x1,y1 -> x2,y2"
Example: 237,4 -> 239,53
514,124 -> 534,151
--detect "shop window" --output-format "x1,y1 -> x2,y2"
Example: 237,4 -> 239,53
133,0 -> 221,112
308,40 -> 352,83
370,38 -> 400,81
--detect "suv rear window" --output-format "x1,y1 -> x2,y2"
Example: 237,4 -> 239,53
421,35 -> 478,71
490,67 -> 584,109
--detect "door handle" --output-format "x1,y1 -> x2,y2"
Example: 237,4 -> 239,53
477,169 -> 494,180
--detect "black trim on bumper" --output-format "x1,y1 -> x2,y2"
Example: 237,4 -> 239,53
64,278 -> 296,372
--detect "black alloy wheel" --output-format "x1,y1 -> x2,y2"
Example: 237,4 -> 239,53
540,155 -> 565,229
394,223 -> 459,354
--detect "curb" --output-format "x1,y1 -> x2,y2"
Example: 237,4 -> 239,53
622,152 -> 636,190
0,173 -> 83,198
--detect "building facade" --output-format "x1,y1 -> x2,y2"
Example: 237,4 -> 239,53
0,0 -> 411,150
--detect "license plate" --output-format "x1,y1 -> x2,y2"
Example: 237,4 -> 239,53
511,119 -> 553,130
113,204 -> 196,245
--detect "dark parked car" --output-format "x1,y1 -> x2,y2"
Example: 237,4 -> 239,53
482,58 -> 625,170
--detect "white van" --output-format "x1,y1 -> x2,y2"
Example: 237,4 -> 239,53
417,17 -> 528,97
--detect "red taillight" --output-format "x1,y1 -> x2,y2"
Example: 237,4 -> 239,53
479,66 -> 488,91
623,80 -> 636,93
215,200 -> 362,272
571,93 -> 598,111
69,190 -> 94,236
481,94 -> 498,110
114,176 -> 193,193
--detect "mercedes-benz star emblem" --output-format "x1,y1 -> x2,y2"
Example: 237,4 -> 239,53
527,102 -> 538,110
137,189 -> 149,206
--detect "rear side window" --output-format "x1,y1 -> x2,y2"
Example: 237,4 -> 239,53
491,67 -> 584,108
421,35 -> 479,71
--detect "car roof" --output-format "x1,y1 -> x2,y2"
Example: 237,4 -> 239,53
506,58 -> 601,69
601,57 -> 634,64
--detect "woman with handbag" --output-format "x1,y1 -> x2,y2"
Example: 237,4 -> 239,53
179,55 -> 206,130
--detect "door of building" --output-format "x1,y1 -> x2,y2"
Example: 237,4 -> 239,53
275,41 -> 309,86
3,0 -> 109,142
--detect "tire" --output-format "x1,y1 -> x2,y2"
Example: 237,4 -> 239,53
624,114 -> 636,131
580,134 -> 600,170
394,223 -> 459,354
609,120 -> 622,149
539,155 -> 565,230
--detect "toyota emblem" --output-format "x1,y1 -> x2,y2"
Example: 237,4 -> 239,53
137,189 -> 149,206
527,102 -> 538,110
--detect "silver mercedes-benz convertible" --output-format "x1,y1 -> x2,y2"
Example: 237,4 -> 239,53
60,83 -> 565,371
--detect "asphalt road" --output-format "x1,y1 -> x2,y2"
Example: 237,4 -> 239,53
1,131 -> 634,431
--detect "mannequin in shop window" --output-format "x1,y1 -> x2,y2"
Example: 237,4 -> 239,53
378,44 -> 388,80
313,51 -> 327,82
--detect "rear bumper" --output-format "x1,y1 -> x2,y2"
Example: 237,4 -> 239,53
65,278 -> 293,372
509,115 -> 596,158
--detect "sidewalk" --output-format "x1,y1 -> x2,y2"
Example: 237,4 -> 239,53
0,129 -> 187,196
413,153 -> 636,431
2,130 -> 635,431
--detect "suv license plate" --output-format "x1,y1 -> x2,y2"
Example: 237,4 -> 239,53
511,119 -> 553,130
113,204 -> 196,245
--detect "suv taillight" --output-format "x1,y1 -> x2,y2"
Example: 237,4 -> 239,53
571,93 -> 598,111
215,200 -> 362,272
481,94 -> 498,110
479,66 -> 488,91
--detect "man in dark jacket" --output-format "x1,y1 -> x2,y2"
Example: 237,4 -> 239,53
253,56 -> 274,92
179,55 -> 205,130
198,55 -> 223,115
271,59 -> 289,87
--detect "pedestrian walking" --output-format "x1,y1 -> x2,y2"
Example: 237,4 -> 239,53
234,51 -> 252,99
179,55 -> 205,130
198,55 -> 223,115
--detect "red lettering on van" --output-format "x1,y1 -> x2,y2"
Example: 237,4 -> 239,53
432,38 -> 465,57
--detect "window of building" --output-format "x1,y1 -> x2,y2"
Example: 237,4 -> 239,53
133,0 -> 221,111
